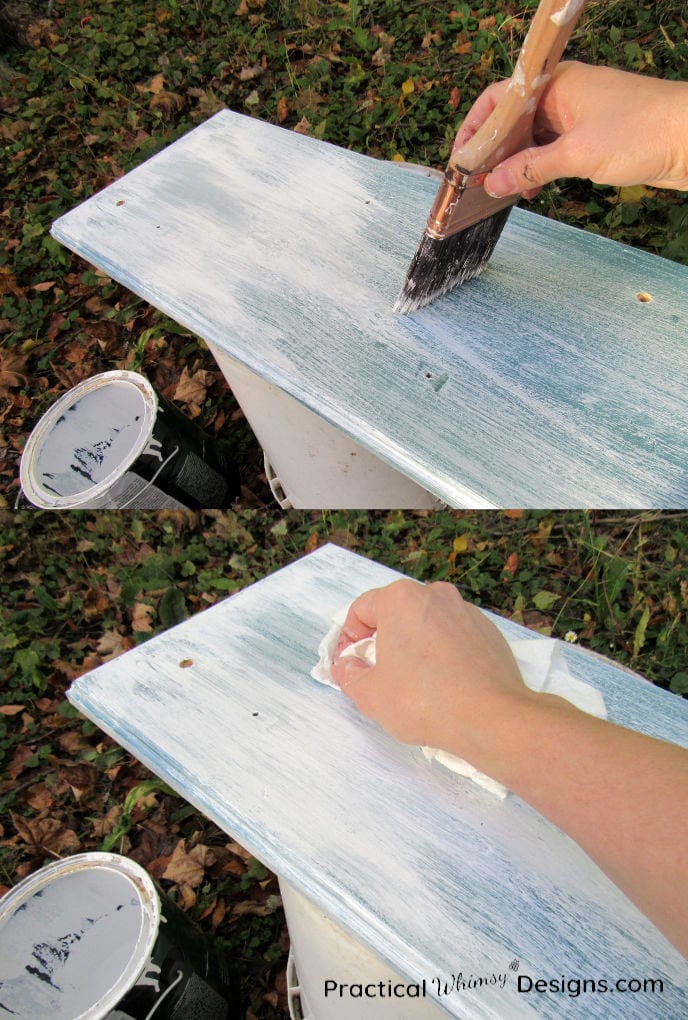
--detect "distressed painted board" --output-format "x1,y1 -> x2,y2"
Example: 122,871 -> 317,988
68,544 -> 688,1019
51,110 -> 688,508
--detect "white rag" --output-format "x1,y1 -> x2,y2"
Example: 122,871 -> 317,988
311,604 -> 607,799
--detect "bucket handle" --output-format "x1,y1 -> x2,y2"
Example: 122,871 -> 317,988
118,445 -> 180,509
143,968 -> 184,1020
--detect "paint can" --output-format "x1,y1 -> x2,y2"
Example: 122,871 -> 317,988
19,370 -> 240,509
0,852 -> 241,1019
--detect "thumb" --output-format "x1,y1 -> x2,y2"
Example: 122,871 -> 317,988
484,140 -> 566,198
330,654 -> 371,697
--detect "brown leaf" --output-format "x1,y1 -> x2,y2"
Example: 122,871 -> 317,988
91,805 -> 123,838
238,64 -> 262,81
23,785 -> 54,812
58,729 -> 94,755
226,840 -> 253,860
448,86 -> 462,110
177,885 -> 197,911
8,745 -> 34,780
55,762 -> 99,800
137,73 -> 166,95
0,704 -> 25,716
232,900 -> 278,916
503,552 -> 519,577
276,96 -> 289,123
83,586 -> 109,619
173,367 -> 214,414
131,602 -> 155,633
421,30 -> 442,47
11,813 -> 80,854
293,116 -> 311,136
96,630 -> 132,660
163,839 -> 213,888
149,91 -> 184,117
0,349 -> 29,396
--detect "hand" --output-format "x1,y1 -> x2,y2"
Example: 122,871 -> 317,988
331,580 -> 688,957
330,579 -> 531,755
452,61 -> 688,198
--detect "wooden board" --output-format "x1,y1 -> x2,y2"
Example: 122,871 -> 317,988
68,544 -> 688,1019
51,110 -> 688,508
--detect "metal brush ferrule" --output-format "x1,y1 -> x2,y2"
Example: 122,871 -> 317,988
425,166 -> 487,240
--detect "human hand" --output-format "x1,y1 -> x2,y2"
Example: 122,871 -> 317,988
329,579 -> 531,757
452,61 -> 688,198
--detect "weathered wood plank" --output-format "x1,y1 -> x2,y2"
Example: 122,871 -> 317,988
51,110 -> 688,508
68,544 -> 688,1018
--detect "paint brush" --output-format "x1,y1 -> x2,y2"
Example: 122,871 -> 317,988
395,0 -> 587,314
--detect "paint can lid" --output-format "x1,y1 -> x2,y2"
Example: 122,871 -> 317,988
0,852 -> 160,1020
19,370 -> 158,509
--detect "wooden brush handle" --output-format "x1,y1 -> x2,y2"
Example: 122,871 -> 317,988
452,0 -> 586,174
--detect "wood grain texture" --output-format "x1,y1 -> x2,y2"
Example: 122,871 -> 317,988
68,544 -> 688,1019
51,110 -> 688,508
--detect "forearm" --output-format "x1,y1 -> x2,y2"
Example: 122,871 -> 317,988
459,692 -> 688,955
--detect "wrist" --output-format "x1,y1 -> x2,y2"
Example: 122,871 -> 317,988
445,687 -> 580,790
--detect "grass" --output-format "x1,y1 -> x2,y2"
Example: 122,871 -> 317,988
1,508 -> 687,1016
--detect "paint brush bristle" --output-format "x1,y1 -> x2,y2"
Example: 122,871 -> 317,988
394,204 -> 512,315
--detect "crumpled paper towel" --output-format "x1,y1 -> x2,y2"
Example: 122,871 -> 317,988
311,604 -> 607,799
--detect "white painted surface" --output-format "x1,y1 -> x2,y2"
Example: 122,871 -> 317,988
67,545 -> 688,1018
51,110 -> 688,508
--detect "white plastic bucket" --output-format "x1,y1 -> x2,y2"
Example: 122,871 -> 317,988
280,881 -> 446,1020
206,346 -> 441,509
19,370 -> 239,509
0,852 -> 238,1019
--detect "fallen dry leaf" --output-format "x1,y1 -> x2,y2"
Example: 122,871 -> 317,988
173,367 -> 215,415
96,629 -> 132,660
11,812 -> 80,854
149,91 -> 184,116
293,116 -> 311,135
131,602 -> 155,633
55,761 -> 99,801
0,349 -> 29,396
163,838 -> 213,888
91,805 -> 123,838
276,96 -> 289,122
22,784 -> 54,812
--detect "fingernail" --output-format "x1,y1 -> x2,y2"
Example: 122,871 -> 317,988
485,166 -> 519,198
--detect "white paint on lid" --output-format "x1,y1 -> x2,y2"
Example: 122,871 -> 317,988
0,853 -> 160,1020
19,371 -> 157,508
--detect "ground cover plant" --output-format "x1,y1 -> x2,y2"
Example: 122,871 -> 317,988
1,0 -> 687,501
1,508 -> 687,1016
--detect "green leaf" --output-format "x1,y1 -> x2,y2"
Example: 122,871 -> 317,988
532,590 -> 559,611
159,586 -> 188,629
632,602 -> 651,658
669,672 -> 688,695
602,556 -> 629,609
